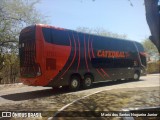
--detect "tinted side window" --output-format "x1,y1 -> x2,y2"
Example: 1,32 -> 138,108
42,28 -> 52,43
112,40 -> 136,52
124,41 -> 137,52
51,29 -> 70,46
91,58 -> 134,68
135,42 -> 144,52
91,58 -> 114,68
110,39 -> 125,51
102,39 -> 136,52
42,28 -> 70,46
93,37 -> 125,51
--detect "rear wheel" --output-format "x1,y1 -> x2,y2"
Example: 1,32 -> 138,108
82,75 -> 93,89
69,76 -> 80,91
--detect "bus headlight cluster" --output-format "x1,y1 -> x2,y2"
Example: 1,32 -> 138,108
36,66 -> 41,76
37,72 -> 41,76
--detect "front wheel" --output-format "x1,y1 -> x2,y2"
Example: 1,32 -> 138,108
82,75 -> 93,89
69,76 -> 80,91
133,72 -> 140,80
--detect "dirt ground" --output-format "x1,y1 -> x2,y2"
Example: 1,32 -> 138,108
0,74 -> 159,120
53,87 -> 160,120
0,83 -> 25,91
0,86 -> 159,120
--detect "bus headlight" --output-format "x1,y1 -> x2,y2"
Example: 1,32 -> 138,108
37,72 -> 41,76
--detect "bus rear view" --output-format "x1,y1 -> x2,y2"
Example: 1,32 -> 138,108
19,24 -> 71,86
19,25 -> 42,85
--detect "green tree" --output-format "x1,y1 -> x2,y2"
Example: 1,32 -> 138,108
142,39 -> 159,62
0,0 -> 46,52
142,39 -> 158,54
0,0 -> 47,84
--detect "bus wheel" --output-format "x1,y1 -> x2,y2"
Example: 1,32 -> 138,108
69,76 -> 80,91
82,75 -> 93,89
133,72 -> 140,80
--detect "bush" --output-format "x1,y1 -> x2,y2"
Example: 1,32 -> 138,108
147,61 -> 160,74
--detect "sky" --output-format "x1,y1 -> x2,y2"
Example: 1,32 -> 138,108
36,0 -> 151,42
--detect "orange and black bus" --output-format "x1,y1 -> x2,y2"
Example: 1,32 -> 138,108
19,24 -> 146,90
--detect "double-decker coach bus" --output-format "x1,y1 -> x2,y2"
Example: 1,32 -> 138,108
19,24 -> 146,90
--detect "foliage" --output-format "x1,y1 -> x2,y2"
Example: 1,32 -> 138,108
0,0 -> 47,84
0,0 -> 46,51
0,53 -> 19,84
142,39 -> 159,73
147,61 -> 160,74
76,27 -> 127,39
142,39 -> 159,55
142,39 -> 159,62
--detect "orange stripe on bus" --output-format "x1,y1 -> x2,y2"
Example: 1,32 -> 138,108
77,33 -> 80,72
91,39 -> 105,79
84,35 -> 89,72
101,68 -> 110,78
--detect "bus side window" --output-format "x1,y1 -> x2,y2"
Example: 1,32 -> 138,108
135,42 -> 144,52
42,27 -> 70,46
91,58 -> 114,68
51,29 -> 70,46
124,41 -> 137,52
42,28 -> 52,43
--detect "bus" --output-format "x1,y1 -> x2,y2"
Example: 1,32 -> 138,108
19,24 -> 146,90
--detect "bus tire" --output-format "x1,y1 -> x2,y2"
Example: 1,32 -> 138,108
82,75 -> 93,89
69,76 -> 80,91
133,71 -> 140,80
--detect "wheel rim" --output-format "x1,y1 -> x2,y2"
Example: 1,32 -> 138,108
134,73 -> 138,80
85,78 -> 92,86
71,79 -> 78,88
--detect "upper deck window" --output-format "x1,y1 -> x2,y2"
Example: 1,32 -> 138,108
42,27 -> 70,46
